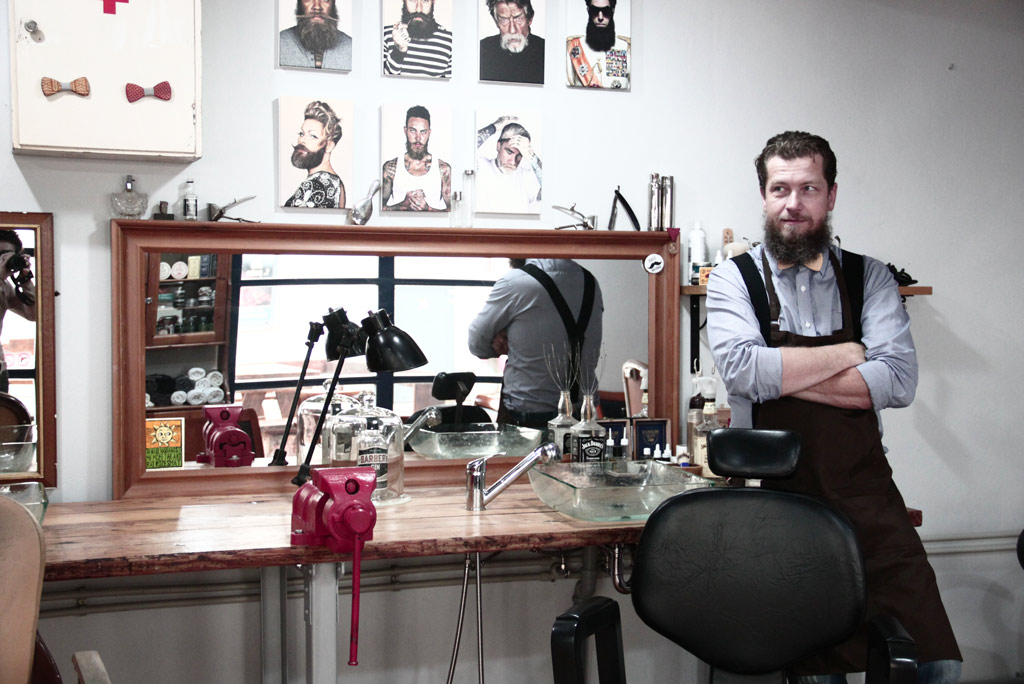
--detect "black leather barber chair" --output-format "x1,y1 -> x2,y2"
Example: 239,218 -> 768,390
406,372 -> 493,427
551,428 -> 917,684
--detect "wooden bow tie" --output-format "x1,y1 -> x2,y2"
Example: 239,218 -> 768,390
41,77 -> 90,97
125,81 -> 172,103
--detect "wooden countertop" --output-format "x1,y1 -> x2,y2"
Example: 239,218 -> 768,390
42,485 -> 643,582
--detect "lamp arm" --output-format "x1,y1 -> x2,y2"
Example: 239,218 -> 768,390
292,354 -> 347,485
270,322 -> 325,466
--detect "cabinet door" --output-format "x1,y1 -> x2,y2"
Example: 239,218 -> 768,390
9,0 -> 201,160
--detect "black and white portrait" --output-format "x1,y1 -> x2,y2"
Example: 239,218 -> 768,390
279,0 -> 353,72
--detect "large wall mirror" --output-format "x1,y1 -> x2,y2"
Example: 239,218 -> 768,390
0,213 -> 57,487
112,220 -> 680,499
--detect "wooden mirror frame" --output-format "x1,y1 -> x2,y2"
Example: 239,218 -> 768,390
0,212 -> 57,486
111,220 -> 680,499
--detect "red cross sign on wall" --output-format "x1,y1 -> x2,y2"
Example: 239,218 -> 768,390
101,0 -> 129,14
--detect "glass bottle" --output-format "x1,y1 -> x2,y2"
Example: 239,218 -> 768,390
638,374 -> 649,418
461,169 -> 475,227
449,191 -> 462,228
692,394 -> 720,476
546,390 -> 576,457
183,179 -> 198,221
570,393 -> 606,462
351,390 -> 409,505
297,381 -> 360,465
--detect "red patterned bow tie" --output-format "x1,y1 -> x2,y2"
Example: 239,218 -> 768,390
125,81 -> 172,103
41,77 -> 90,97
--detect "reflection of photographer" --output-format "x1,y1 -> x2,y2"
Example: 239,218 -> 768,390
0,230 -> 36,392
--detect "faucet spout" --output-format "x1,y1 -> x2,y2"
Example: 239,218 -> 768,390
403,406 -> 442,448
466,442 -> 560,511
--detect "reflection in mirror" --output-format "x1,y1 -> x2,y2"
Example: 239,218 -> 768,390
0,213 -> 56,486
113,221 -> 679,499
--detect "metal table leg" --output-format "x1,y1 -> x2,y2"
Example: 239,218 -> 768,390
304,562 -> 341,684
260,565 -> 288,684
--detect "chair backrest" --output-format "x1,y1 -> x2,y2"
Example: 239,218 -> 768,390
0,495 -> 47,683
621,360 -> 647,418
630,429 -> 867,676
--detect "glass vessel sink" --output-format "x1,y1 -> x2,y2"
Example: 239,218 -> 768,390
1,481 -> 49,524
407,423 -> 543,460
528,459 -> 713,521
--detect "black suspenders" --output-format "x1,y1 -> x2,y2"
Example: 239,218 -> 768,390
519,264 -> 596,401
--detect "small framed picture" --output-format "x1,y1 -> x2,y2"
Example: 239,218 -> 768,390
632,418 -> 670,458
145,417 -> 185,469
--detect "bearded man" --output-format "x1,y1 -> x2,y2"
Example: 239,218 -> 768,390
382,0 -> 453,78
479,0 -> 545,84
284,101 -> 345,209
280,0 -> 353,71
706,131 -> 962,682
475,116 -> 542,214
381,105 -> 452,212
566,0 -> 630,89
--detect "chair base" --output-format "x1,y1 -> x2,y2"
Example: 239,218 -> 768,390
551,596 -> 627,684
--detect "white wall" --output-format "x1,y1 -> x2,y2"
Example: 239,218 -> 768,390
1,0 -> 1021,681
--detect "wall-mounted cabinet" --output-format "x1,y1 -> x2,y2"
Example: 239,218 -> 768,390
9,0 -> 201,160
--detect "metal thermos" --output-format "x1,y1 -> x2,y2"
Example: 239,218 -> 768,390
647,173 -> 661,231
660,175 -> 675,229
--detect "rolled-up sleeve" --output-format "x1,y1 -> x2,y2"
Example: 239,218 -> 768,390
856,257 -> 918,410
706,260 -> 784,406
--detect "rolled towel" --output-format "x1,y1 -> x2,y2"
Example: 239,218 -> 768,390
151,392 -> 172,407
187,388 -> 206,405
194,377 -> 211,390
206,371 -> 224,387
174,375 -> 193,392
205,387 -> 225,404
187,367 -> 206,382
171,391 -> 188,405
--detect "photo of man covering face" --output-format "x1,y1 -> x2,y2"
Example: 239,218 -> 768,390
475,109 -> 543,214
278,97 -> 353,209
382,0 -> 454,79
279,0 -> 353,71
566,0 -> 631,90
479,0 -> 546,84
380,103 -> 453,212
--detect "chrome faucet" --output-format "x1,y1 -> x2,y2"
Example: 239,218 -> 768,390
403,406 -> 442,448
465,442 -> 560,511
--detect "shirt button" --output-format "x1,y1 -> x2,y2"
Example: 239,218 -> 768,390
800,285 -> 807,292
804,321 -> 811,329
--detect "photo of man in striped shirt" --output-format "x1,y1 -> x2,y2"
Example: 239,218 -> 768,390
382,0 -> 453,79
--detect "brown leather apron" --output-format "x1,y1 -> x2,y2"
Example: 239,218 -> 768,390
751,251 -> 960,673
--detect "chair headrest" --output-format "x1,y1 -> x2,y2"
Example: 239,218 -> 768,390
707,428 -> 801,479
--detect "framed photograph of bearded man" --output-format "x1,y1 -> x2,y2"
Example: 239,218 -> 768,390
478,0 -> 547,85
475,108 -> 543,215
565,0 -> 631,90
279,0 -> 354,72
380,102 -> 453,213
382,0 -> 454,79
278,97 -> 353,210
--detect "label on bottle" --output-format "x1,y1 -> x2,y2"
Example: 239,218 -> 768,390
574,436 -> 605,462
184,197 -> 198,221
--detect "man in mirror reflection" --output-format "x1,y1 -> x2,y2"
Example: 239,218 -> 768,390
480,0 -> 545,84
566,0 -> 630,89
382,105 -> 452,211
469,258 -> 602,429
279,0 -> 353,71
476,116 -> 542,213
383,0 -> 453,78
0,230 -> 35,393
706,131 -> 961,681
284,100 -> 346,209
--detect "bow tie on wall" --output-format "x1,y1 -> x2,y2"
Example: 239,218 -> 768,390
41,76 -> 90,97
125,81 -> 172,103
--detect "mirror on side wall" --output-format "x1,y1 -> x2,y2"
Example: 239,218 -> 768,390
112,220 -> 680,499
0,213 -> 57,486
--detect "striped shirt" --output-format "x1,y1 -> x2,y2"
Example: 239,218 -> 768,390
382,25 -> 453,79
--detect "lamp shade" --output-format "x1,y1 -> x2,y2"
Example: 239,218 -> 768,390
361,310 -> 427,373
323,308 -> 365,362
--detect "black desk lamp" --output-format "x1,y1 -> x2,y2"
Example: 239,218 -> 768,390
268,321 -> 325,466
291,308 -> 427,486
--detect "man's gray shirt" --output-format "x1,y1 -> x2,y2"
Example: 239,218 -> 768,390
280,26 -> 353,71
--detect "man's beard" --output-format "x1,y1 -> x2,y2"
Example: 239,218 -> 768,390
500,32 -> 529,54
585,18 -> 616,52
402,8 -> 439,40
406,140 -> 429,161
291,143 -> 327,170
296,7 -> 340,53
763,213 -> 833,265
